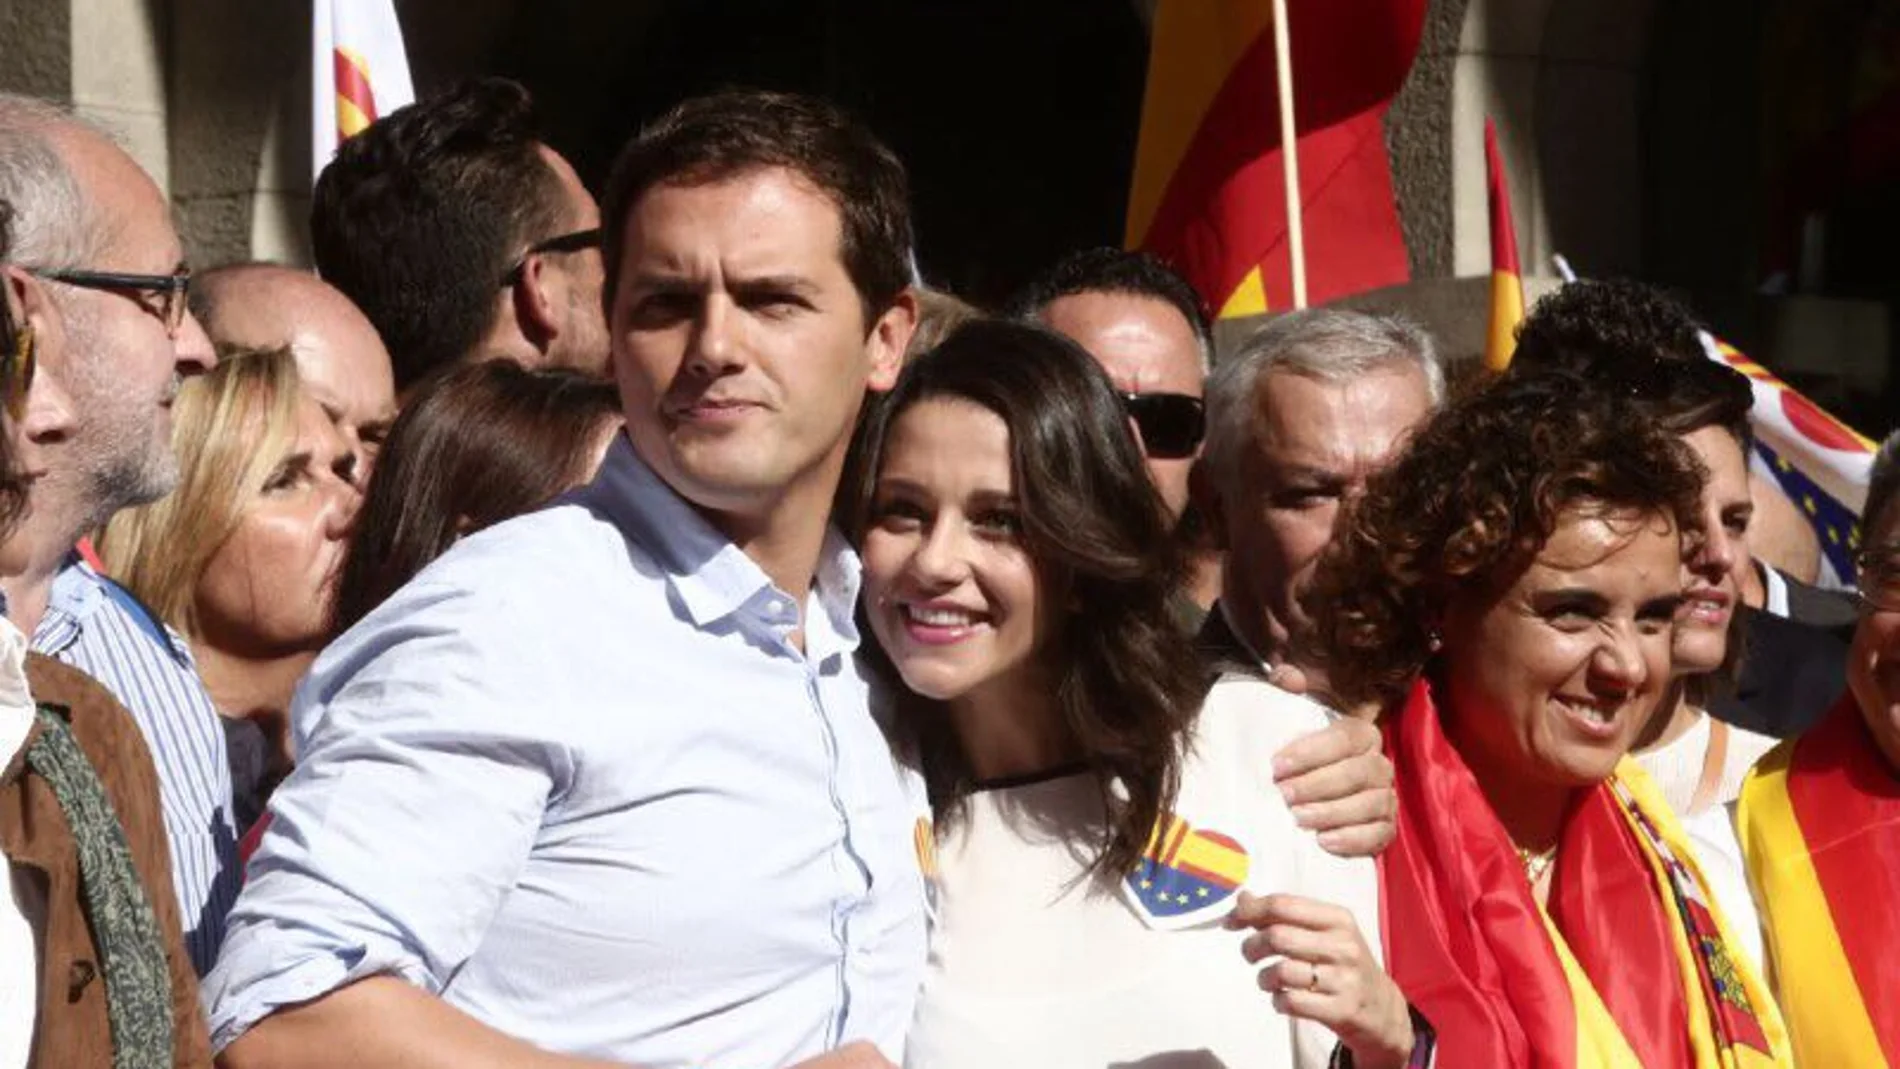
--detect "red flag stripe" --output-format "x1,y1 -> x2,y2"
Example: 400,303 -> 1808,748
1135,0 -> 1423,311
1485,119 -> 1521,275
333,48 -> 378,130
1785,704 -> 1900,1063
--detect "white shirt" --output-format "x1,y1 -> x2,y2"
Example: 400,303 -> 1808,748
1634,714 -> 1777,975
204,436 -> 930,1067
906,676 -> 1377,1069
0,617 -> 41,1069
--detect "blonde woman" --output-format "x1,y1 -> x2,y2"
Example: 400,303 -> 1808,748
100,345 -> 360,830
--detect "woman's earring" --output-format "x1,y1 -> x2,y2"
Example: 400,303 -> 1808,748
1426,629 -> 1443,653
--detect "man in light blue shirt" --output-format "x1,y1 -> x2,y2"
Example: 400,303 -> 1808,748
210,89 -> 926,1069
206,88 -> 1398,1069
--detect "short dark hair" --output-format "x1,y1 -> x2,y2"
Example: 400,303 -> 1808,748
599,89 -> 913,328
311,78 -> 570,391
329,360 -> 621,636
1007,248 -> 1214,372
845,318 -> 1207,878
1510,279 -> 1752,446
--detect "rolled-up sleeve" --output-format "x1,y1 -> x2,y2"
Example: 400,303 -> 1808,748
200,578 -> 574,1051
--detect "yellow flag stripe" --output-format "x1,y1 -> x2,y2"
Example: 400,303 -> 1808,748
1738,749 -> 1889,1067
1485,269 -> 1524,372
1218,265 -> 1269,319
336,96 -> 372,138
1542,911 -> 1646,1067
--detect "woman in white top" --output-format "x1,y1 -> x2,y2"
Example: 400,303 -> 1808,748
845,320 -> 1421,1069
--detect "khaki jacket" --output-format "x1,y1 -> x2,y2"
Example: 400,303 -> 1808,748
0,653 -> 212,1068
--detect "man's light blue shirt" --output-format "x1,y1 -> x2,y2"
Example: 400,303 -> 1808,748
204,436 -> 930,1067
36,556 -> 239,976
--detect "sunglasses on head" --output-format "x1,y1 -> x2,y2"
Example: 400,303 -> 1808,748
1120,391 -> 1205,459
502,227 -> 603,287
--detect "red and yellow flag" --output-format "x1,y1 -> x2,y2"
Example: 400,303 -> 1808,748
1738,697 -> 1900,1067
1380,679 -> 1791,1067
1126,0 -> 1425,318
1484,117 -> 1525,371
311,0 -> 416,186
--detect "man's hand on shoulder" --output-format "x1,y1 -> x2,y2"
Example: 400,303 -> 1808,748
1272,717 -> 1396,858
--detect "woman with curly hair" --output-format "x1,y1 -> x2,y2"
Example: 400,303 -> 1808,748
849,320 -> 1423,1069
1303,370 -> 1794,1067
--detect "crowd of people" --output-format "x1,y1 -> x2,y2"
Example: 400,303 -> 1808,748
0,71 -> 1894,1069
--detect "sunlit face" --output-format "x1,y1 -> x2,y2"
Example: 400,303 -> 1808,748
1218,364 -> 1432,654
0,278 -> 79,574
861,398 -> 1053,710
1675,425 -> 1751,674
1850,504 -> 1900,774
609,167 -> 906,524
40,130 -> 215,521
192,395 -> 360,655
1439,505 -> 1685,791
1039,291 -> 1204,521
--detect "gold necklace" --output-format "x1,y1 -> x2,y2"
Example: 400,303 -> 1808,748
1517,845 -> 1557,886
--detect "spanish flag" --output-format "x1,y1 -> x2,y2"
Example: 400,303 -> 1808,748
1704,336 -> 1875,586
1738,696 -> 1900,1066
1126,0 -> 1425,317
1484,117 -> 1525,371
1381,678 -> 1791,1067
311,0 -> 416,186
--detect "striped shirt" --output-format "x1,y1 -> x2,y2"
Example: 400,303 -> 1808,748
33,556 -> 239,975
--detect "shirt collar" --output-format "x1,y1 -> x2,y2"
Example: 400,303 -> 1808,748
36,553 -> 105,655
581,434 -> 863,643
1760,562 -> 1791,619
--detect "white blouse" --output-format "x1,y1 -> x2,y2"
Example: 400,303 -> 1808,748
1634,713 -> 1778,976
906,676 -> 1380,1069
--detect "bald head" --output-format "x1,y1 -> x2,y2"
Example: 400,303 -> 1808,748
194,264 -> 397,482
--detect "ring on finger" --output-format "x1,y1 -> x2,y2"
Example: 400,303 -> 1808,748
1307,962 -> 1324,992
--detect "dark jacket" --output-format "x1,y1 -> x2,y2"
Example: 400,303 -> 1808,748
1710,607 -> 1849,740
0,654 -> 212,1069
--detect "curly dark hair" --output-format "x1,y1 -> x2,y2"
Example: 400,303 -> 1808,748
1511,278 -> 1752,447
1302,370 -> 1707,709
311,78 -> 570,390
846,318 -> 1207,877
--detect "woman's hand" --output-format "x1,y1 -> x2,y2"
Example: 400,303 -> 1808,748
1229,892 -> 1415,1069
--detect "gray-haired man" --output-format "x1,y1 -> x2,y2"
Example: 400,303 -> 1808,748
1195,309 -> 1443,676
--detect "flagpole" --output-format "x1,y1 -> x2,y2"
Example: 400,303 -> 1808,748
1270,0 -> 1307,308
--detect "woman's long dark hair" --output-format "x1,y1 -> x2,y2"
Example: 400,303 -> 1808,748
329,360 -> 620,635
846,318 -> 1208,877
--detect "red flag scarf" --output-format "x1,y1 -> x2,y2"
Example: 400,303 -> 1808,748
1379,679 -> 1789,1067
1739,696 -> 1900,1066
